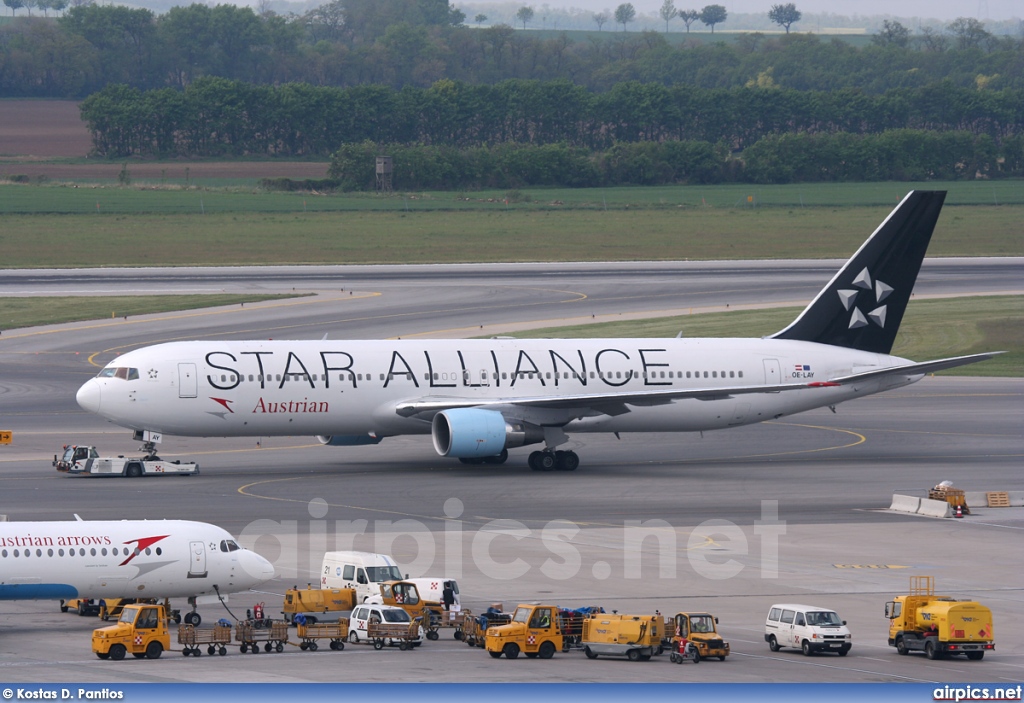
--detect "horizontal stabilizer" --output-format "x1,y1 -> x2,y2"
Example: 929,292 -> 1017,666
828,352 -> 1003,385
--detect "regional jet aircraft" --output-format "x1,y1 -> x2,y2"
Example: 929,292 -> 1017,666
0,518 -> 274,623
76,191 -> 997,471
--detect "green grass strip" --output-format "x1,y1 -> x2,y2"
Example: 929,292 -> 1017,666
1,205 -> 1021,268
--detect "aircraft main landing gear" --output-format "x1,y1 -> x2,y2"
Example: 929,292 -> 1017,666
528,450 -> 579,472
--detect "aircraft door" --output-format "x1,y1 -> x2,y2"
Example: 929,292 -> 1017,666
762,359 -> 781,389
178,363 -> 198,398
188,540 -> 207,578
461,368 -> 491,387
458,352 -> 491,388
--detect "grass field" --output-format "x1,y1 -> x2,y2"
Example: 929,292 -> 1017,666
0,205 -> 1019,268
1,181 -> 1022,267
497,295 -> 1024,377
0,294 -> 299,330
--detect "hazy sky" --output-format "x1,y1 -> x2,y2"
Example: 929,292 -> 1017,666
513,0 -> 1021,21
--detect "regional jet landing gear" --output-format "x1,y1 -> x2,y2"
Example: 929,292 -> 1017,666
183,598 -> 202,626
528,450 -> 579,472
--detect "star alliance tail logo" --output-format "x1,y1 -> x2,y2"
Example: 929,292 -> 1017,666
837,267 -> 892,330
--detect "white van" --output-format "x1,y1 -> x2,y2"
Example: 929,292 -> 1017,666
348,604 -> 423,647
403,578 -> 461,610
321,551 -> 403,603
764,604 -> 852,656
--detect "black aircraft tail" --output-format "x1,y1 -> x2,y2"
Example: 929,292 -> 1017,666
771,190 -> 946,354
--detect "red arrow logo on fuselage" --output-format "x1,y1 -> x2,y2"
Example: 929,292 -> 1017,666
119,535 -> 170,566
210,397 -> 234,413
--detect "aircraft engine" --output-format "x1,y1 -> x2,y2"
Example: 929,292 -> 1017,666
431,408 -> 542,458
316,434 -> 383,446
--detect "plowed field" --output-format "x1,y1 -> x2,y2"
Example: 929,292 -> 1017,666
0,99 -> 329,180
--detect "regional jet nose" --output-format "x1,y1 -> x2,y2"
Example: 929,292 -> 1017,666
240,549 -> 276,585
76,379 -> 102,414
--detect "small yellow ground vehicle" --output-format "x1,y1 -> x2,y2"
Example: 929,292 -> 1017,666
485,604 -> 562,659
100,598 -> 181,623
581,614 -> 661,661
669,612 -> 730,661
282,585 -> 356,625
92,603 -> 170,661
886,576 -> 994,660
374,580 -> 443,640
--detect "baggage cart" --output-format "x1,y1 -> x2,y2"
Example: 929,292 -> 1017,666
438,608 -> 471,640
235,620 -> 288,653
297,620 -> 349,651
461,611 -> 511,648
367,621 -> 419,650
178,623 -> 232,656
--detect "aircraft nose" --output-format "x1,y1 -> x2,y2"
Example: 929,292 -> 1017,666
240,549 -> 275,584
76,379 -> 102,414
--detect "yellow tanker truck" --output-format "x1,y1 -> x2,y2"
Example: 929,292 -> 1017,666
885,576 -> 994,661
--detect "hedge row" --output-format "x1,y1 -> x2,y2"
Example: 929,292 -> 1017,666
322,131 -> 1023,190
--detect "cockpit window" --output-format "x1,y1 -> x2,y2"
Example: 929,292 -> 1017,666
97,367 -> 139,381
220,540 -> 240,552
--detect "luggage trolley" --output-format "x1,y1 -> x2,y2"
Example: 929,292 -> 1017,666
235,620 -> 288,653
178,622 -> 232,656
296,618 -> 349,651
367,621 -> 418,651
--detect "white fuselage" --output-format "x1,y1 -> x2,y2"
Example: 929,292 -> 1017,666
0,520 -> 274,601
77,338 -> 918,439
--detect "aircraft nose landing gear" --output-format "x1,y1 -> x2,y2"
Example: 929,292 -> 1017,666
528,450 -> 579,472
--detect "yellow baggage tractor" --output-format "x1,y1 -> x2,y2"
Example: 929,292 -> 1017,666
178,622 -> 233,656
668,612 -> 730,661
375,580 -> 444,640
296,616 -> 349,651
235,620 -> 288,654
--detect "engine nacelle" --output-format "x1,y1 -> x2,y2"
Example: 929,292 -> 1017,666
431,408 -> 543,458
316,434 -> 383,446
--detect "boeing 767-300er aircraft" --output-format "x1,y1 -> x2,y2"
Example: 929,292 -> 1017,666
1,518 -> 274,624
76,191 -> 997,471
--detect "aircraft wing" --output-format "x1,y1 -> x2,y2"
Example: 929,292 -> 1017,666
827,352 -> 1002,385
394,379 -> 833,418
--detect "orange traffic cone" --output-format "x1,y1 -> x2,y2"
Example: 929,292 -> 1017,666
954,504 -> 963,518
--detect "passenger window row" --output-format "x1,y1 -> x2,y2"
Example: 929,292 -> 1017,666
214,369 -> 746,383
1,546 -> 162,558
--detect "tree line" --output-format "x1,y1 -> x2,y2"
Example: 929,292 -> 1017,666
318,130 -> 1022,189
79,77 -> 1023,158
2,2 -> 1022,98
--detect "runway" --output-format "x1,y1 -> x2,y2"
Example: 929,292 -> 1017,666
0,259 -> 1021,683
